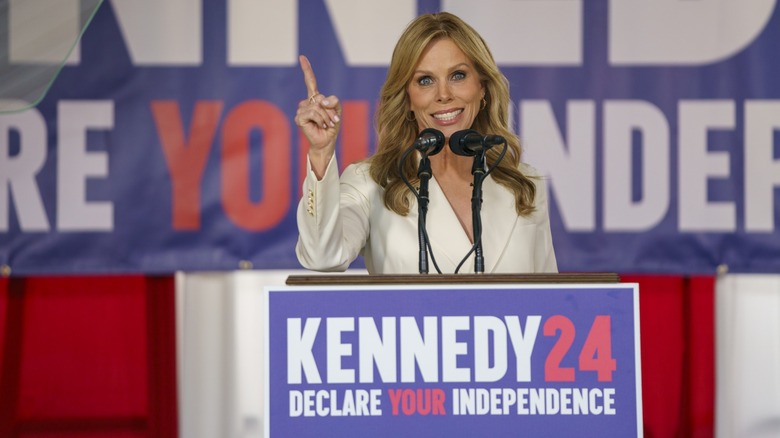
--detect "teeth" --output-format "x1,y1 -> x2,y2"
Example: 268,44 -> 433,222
433,109 -> 462,121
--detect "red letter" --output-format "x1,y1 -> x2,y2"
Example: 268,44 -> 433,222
387,389 -> 402,416
401,389 -> 416,415
339,100 -> 371,171
432,388 -> 446,415
151,100 -> 222,230
544,315 -> 576,382
417,389 -> 431,415
579,315 -> 617,381
221,100 -> 290,231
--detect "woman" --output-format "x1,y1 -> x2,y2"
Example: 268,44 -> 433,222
294,12 -> 557,274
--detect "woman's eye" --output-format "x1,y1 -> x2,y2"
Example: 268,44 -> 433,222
417,76 -> 433,86
452,71 -> 466,81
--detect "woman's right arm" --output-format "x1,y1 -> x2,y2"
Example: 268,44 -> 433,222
294,55 -> 370,270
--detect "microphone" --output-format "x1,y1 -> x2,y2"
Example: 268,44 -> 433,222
414,128 -> 445,156
411,128 -> 444,274
449,129 -> 505,156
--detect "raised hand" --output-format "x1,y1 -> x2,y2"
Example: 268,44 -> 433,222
294,55 -> 342,178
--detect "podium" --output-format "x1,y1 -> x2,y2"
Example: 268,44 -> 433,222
264,274 -> 641,437
286,272 -> 621,285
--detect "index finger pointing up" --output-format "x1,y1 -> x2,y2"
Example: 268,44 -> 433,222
299,55 -> 319,98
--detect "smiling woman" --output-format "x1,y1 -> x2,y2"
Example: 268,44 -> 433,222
294,12 -> 557,275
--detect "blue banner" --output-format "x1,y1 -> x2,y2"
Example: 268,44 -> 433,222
266,283 -> 642,437
1,0 -> 779,274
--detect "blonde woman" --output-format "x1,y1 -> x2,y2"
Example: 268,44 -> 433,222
294,12 -> 557,274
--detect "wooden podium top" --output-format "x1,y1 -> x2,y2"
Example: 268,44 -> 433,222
285,272 -> 620,286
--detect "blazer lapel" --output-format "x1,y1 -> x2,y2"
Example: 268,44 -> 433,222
423,175 -> 519,274
477,176 -> 519,273
425,176 -> 475,273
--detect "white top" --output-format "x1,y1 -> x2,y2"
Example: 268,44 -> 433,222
296,156 -> 558,274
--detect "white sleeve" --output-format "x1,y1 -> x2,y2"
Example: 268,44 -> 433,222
534,175 -> 559,273
295,155 -> 371,271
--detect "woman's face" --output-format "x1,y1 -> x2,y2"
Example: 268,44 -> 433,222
407,38 -> 485,140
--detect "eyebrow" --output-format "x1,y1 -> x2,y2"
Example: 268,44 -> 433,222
412,62 -> 472,76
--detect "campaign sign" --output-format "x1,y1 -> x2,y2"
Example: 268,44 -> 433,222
265,283 -> 642,437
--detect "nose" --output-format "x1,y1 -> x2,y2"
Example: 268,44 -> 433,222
436,82 -> 453,102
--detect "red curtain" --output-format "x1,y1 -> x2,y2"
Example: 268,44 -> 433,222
0,276 -> 178,438
624,275 -> 715,438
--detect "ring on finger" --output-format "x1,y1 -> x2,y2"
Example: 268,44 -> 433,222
309,92 -> 320,104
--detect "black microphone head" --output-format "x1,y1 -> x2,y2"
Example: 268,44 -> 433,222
415,128 -> 445,156
449,129 -> 481,156
483,134 -> 506,146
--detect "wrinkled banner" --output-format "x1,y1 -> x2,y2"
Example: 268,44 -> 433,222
2,0 -> 779,274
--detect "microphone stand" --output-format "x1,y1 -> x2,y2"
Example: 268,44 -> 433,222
470,150 -> 487,273
417,153 -> 433,274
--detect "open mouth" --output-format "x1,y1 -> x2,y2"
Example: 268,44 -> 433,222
432,109 -> 463,121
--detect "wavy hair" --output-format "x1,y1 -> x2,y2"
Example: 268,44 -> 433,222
370,12 -> 536,216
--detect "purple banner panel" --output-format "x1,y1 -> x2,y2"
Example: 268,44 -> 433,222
2,1 -> 780,274
266,283 -> 642,437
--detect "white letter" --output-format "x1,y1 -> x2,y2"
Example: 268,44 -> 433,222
111,0 -> 201,65
287,317 -> 321,384
442,316 -> 470,382
400,316 -> 438,382
476,388 -> 490,414
0,103 -> 49,231
324,0 -> 415,66
502,388 -> 517,415
521,100 -> 596,231
444,0 -> 582,65
678,100 -> 736,231
745,100 -> 780,231
546,389 -> 560,414
358,317 -> 396,383
370,389 -> 382,415
590,388 -> 603,415
604,388 -> 616,414
505,315 -> 540,382
327,317 -> 355,383
474,316 -> 507,382
57,100 -> 114,231
289,390 -> 303,417
610,0 -> 776,65
228,0 -> 296,65
314,390 -> 327,416
560,388 -> 572,415
518,388 -> 530,414
604,100 -> 670,231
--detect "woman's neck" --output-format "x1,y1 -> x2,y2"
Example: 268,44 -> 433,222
429,149 -> 473,179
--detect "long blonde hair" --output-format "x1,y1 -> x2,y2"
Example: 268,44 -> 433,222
370,12 -> 536,216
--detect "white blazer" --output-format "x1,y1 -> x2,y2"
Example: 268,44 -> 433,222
296,156 -> 558,274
